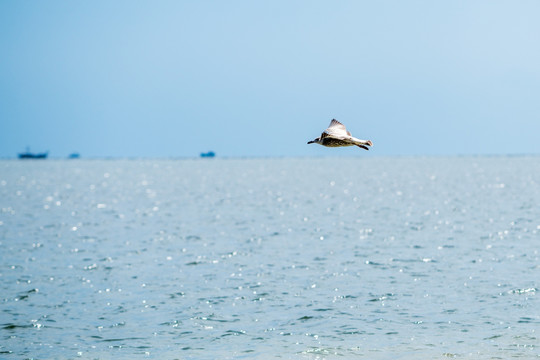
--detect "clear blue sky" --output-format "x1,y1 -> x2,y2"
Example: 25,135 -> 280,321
1,1 -> 539,158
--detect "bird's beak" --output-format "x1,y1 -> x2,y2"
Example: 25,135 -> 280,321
307,140 -> 315,144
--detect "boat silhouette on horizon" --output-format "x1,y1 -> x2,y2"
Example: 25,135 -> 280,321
18,148 -> 48,159
200,151 -> 215,158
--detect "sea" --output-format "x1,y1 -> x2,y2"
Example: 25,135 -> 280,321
0,157 -> 539,359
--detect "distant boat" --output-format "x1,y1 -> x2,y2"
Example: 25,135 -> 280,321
68,153 -> 80,159
18,148 -> 48,159
200,151 -> 216,158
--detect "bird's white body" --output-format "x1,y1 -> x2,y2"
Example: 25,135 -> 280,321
308,119 -> 372,150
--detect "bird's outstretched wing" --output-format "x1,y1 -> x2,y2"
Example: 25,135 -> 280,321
324,119 -> 351,137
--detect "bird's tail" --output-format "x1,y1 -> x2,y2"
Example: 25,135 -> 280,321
353,138 -> 372,150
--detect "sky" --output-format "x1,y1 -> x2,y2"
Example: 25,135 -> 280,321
1,1 -> 539,158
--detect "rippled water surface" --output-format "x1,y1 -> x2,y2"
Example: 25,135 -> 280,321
1,157 -> 539,359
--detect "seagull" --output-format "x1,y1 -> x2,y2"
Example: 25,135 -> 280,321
307,119 -> 373,150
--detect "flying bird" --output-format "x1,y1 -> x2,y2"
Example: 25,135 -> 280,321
308,119 -> 373,150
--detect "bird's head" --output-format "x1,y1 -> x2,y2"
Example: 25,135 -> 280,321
307,137 -> 320,145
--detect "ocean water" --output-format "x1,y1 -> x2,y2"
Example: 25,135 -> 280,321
0,157 -> 539,359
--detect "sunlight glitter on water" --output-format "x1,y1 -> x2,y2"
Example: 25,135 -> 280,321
0,157 -> 539,359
